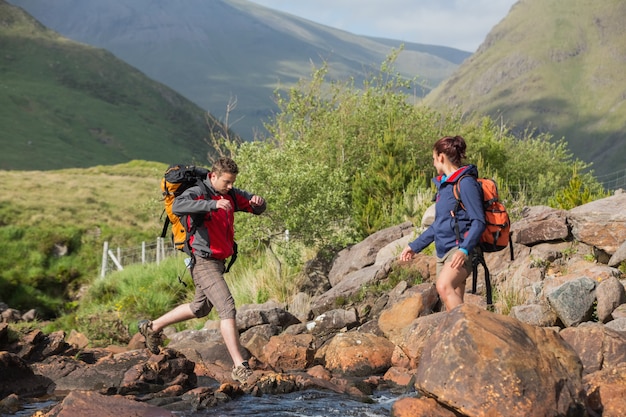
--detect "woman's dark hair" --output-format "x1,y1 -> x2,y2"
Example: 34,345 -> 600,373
433,135 -> 467,166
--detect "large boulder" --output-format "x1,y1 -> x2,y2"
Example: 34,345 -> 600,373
414,304 -> 586,416
511,205 -> 570,245
327,222 -> 413,286
568,192 -> 626,254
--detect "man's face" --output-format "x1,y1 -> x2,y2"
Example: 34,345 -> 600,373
210,172 -> 237,195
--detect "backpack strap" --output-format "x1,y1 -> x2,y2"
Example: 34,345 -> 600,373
451,174 -> 474,246
471,250 -> 493,308
160,211 -> 171,239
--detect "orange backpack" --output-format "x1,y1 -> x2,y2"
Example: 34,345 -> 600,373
453,176 -> 512,254
160,164 -> 208,254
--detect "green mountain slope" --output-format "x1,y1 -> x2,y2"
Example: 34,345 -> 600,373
7,0 -> 470,140
423,0 -> 626,178
0,0 -> 226,170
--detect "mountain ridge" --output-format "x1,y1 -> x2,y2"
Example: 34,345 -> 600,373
8,0 -> 470,139
423,0 -> 626,177
0,0 -> 226,170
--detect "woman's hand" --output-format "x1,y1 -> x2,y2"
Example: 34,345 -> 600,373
400,246 -> 415,262
449,250 -> 467,270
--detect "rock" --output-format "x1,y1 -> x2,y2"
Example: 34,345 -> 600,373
612,303 -> 626,319
583,362 -> 626,417
605,317 -> 626,332
306,308 -> 358,335
382,366 -> 415,388
236,301 -> 300,332
299,252 -> 333,297
546,276 -> 597,327
166,328 -> 235,371
392,396 -> 458,417
568,192 -> 626,254
328,222 -> 413,286
310,262 -> 391,316
560,323 -> 626,375
262,334 -> 315,372
0,352 -> 51,399
0,308 -> 21,323
323,332 -> 394,377
240,323 -> 280,363
608,239 -> 626,267
67,329 -> 90,349
596,276 -> 626,322
396,312 -> 446,368
509,303 -> 559,327
511,205 -> 570,245
31,349 -> 196,396
39,390 -> 174,417
414,304 -> 586,416
375,234 -> 414,265
378,283 -> 438,342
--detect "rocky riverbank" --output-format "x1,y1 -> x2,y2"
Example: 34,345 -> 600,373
1,192 -> 626,416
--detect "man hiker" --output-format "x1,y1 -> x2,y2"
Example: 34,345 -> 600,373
139,157 -> 266,384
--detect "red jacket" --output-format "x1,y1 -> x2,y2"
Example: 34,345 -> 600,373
172,180 -> 266,259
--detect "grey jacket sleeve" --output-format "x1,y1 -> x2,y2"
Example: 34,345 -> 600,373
172,185 -> 216,216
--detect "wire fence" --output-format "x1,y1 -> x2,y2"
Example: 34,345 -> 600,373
595,168 -> 626,191
100,238 -> 177,278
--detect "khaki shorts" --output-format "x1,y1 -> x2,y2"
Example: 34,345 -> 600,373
436,247 -> 473,276
189,256 -> 236,320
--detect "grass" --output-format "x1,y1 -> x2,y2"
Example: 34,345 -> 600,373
0,161 -> 167,315
48,247 -> 307,346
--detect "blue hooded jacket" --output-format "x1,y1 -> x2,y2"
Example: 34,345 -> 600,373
408,164 -> 486,258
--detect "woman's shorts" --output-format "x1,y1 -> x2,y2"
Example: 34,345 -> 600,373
436,247 -> 473,276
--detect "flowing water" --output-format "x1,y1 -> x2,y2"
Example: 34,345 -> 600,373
3,390 -> 401,417
179,389 -> 399,417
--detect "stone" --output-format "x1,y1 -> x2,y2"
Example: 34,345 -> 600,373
323,332 -> 395,377
40,390 -> 173,417
328,222 -> 413,286
546,276 -> 596,327
583,362 -> 626,417
511,205 -> 569,245
596,276 -> 626,322
568,192 -> 626,254
414,304 -> 586,416
561,323 -> 626,375
509,303 -> 558,327
391,396 -> 458,417
263,334 -> 315,372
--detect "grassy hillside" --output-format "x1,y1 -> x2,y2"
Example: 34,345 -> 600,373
0,0 -> 227,170
8,0 -> 470,140
0,160 -> 168,315
423,0 -> 626,178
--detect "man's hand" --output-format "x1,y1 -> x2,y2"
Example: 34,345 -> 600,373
216,198 -> 232,211
250,195 -> 265,207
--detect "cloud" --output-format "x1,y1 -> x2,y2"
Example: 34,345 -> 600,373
248,0 -> 517,51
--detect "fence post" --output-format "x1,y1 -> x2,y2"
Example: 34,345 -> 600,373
142,241 -> 146,264
156,238 -> 161,265
100,241 -> 109,278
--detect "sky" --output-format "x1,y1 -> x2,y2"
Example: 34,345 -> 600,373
247,0 -> 519,52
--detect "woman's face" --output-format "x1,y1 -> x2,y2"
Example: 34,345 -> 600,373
432,150 -> 444,175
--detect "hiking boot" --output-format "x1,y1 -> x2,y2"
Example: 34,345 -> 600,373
137,319 -> 162,354
231,361 -> 253,384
